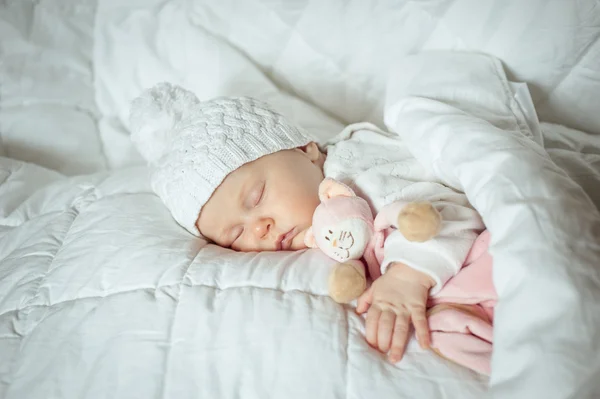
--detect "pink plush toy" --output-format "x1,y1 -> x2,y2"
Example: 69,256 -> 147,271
304,178 -> 442,303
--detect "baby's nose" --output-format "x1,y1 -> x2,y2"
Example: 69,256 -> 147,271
252,218 -> 273,239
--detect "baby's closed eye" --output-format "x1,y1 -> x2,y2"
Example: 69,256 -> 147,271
248,181 -> 265,208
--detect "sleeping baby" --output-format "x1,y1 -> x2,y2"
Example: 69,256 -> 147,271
129,83 -> 496,375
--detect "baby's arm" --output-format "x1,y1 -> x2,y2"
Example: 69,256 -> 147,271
380,186 -> 484,295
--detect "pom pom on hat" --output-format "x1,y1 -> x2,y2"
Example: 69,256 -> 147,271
129,82 -> 313,236
129,82 -> 200,164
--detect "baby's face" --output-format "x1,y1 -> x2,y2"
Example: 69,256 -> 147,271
197,143 -> 325,252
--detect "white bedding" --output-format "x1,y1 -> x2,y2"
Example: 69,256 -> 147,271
1,1 -> 600,398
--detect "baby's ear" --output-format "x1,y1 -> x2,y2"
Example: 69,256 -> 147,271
318,178 -> 356,201
304,227 -> 318,248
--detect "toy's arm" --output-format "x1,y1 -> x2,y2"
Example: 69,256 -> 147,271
375,201 -> 442,242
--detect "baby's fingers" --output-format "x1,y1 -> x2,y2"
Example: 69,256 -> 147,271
377,311 -> 396,353
356,285 -> 373,314
411,305 -> 430,349
388,310 -> 410,363
365,306 -> 381,347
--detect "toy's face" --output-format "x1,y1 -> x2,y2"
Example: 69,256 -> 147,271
320,218 -> 370,262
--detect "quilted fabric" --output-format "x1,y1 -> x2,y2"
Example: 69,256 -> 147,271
0,157 -> 490,399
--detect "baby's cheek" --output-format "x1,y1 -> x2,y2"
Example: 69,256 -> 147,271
292,229 -> 309,250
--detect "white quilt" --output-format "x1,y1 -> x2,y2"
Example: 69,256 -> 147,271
1,1 -> 600,398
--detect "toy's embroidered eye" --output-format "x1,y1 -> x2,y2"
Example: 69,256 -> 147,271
328,230 -> 333,234
325,237 -> 330,241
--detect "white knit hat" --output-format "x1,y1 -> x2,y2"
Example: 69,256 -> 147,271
129,82 -> 313,236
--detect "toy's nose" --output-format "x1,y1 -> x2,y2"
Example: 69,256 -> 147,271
332,239 -> 338,247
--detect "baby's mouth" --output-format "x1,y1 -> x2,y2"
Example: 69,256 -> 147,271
277,227 -> 297,251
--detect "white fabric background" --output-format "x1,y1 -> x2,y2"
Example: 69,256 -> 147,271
1,1 -> 600,398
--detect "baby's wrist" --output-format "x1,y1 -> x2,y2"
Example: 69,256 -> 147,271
387,262 -> 435,289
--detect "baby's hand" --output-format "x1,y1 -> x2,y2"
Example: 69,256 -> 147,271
356,262 -> 434,363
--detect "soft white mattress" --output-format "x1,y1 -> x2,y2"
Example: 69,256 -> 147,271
1,1 -> 600,398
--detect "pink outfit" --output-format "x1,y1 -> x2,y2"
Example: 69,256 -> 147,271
428,230 -> 496,375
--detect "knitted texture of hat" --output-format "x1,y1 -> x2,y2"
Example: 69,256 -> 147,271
129,82 -> 313,236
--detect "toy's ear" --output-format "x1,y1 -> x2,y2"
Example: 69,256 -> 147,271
318,178 -> 356,201
304,227 -> 318,248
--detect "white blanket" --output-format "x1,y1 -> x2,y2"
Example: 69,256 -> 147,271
2,1 -> 600,398
2,52 -> 600,398
385,52 -> 600,398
